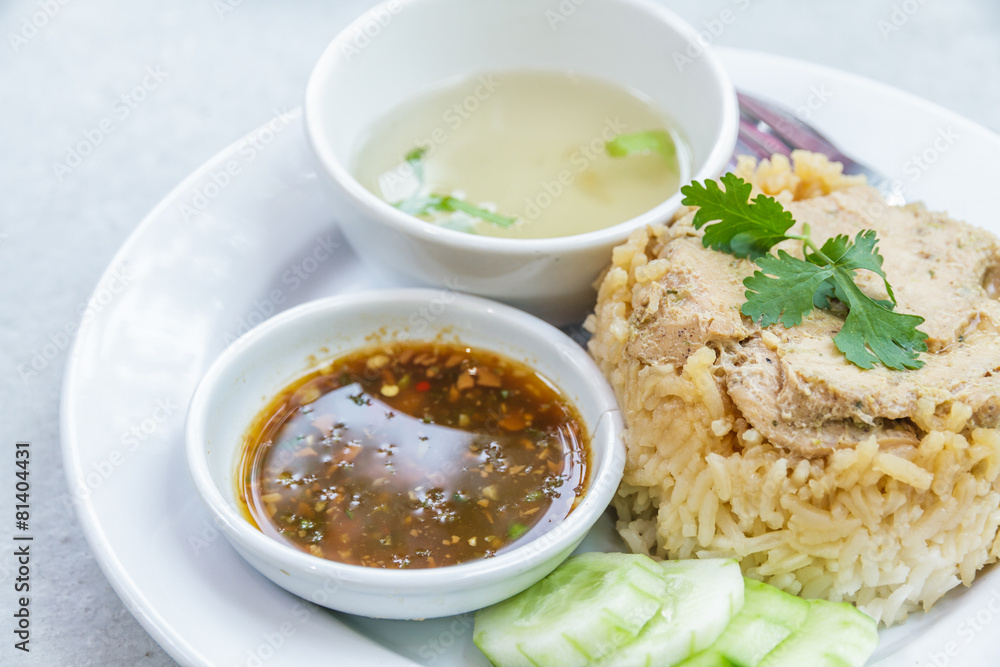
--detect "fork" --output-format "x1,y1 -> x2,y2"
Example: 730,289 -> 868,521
732,91 -> 904,205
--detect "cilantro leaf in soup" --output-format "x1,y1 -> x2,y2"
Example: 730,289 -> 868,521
441,197 -> 517,228
397,194 -> 516,228
606,129 -> 677,163
393,148 -> 517,229
404,146 -> 427,163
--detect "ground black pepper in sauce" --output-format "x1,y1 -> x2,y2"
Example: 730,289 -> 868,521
238,341 -> 589,568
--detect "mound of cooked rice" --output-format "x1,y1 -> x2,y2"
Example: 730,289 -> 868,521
587,151 -> 1000,626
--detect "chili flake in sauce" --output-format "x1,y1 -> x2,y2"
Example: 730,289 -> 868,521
237,341 -> 589,569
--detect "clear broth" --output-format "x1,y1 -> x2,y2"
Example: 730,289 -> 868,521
353,70 -> 689,239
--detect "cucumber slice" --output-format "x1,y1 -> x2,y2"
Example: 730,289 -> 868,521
678,578 -> 809,667
596,558 -> 745,667
758,598 -> 878,667
473,552 -> 673,667
674,652 -> 736,667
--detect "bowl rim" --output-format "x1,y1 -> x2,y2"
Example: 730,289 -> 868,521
185,289 -> 624,592
303,0 -> 739,255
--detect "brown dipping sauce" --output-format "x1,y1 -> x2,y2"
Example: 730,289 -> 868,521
237,341 -> 589,569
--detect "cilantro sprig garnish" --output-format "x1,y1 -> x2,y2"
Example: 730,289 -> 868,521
393,147 -> 516,229
680,173 -> 927,370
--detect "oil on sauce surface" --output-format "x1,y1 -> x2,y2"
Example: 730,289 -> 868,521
239,342 -> 589,568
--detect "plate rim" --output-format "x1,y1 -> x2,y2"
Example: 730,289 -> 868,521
60,47 -> 1000,666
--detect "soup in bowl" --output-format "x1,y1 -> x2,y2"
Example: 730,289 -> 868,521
305,0 -> 737,324
352,69 -> 691,240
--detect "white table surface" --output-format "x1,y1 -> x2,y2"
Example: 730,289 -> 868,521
2,1 -> 998,665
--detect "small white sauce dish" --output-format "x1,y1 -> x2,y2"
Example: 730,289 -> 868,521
185,289 -> 624,619
304,0 -> 738,324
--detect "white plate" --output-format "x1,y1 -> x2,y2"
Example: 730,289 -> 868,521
62,48 -> 1000,667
